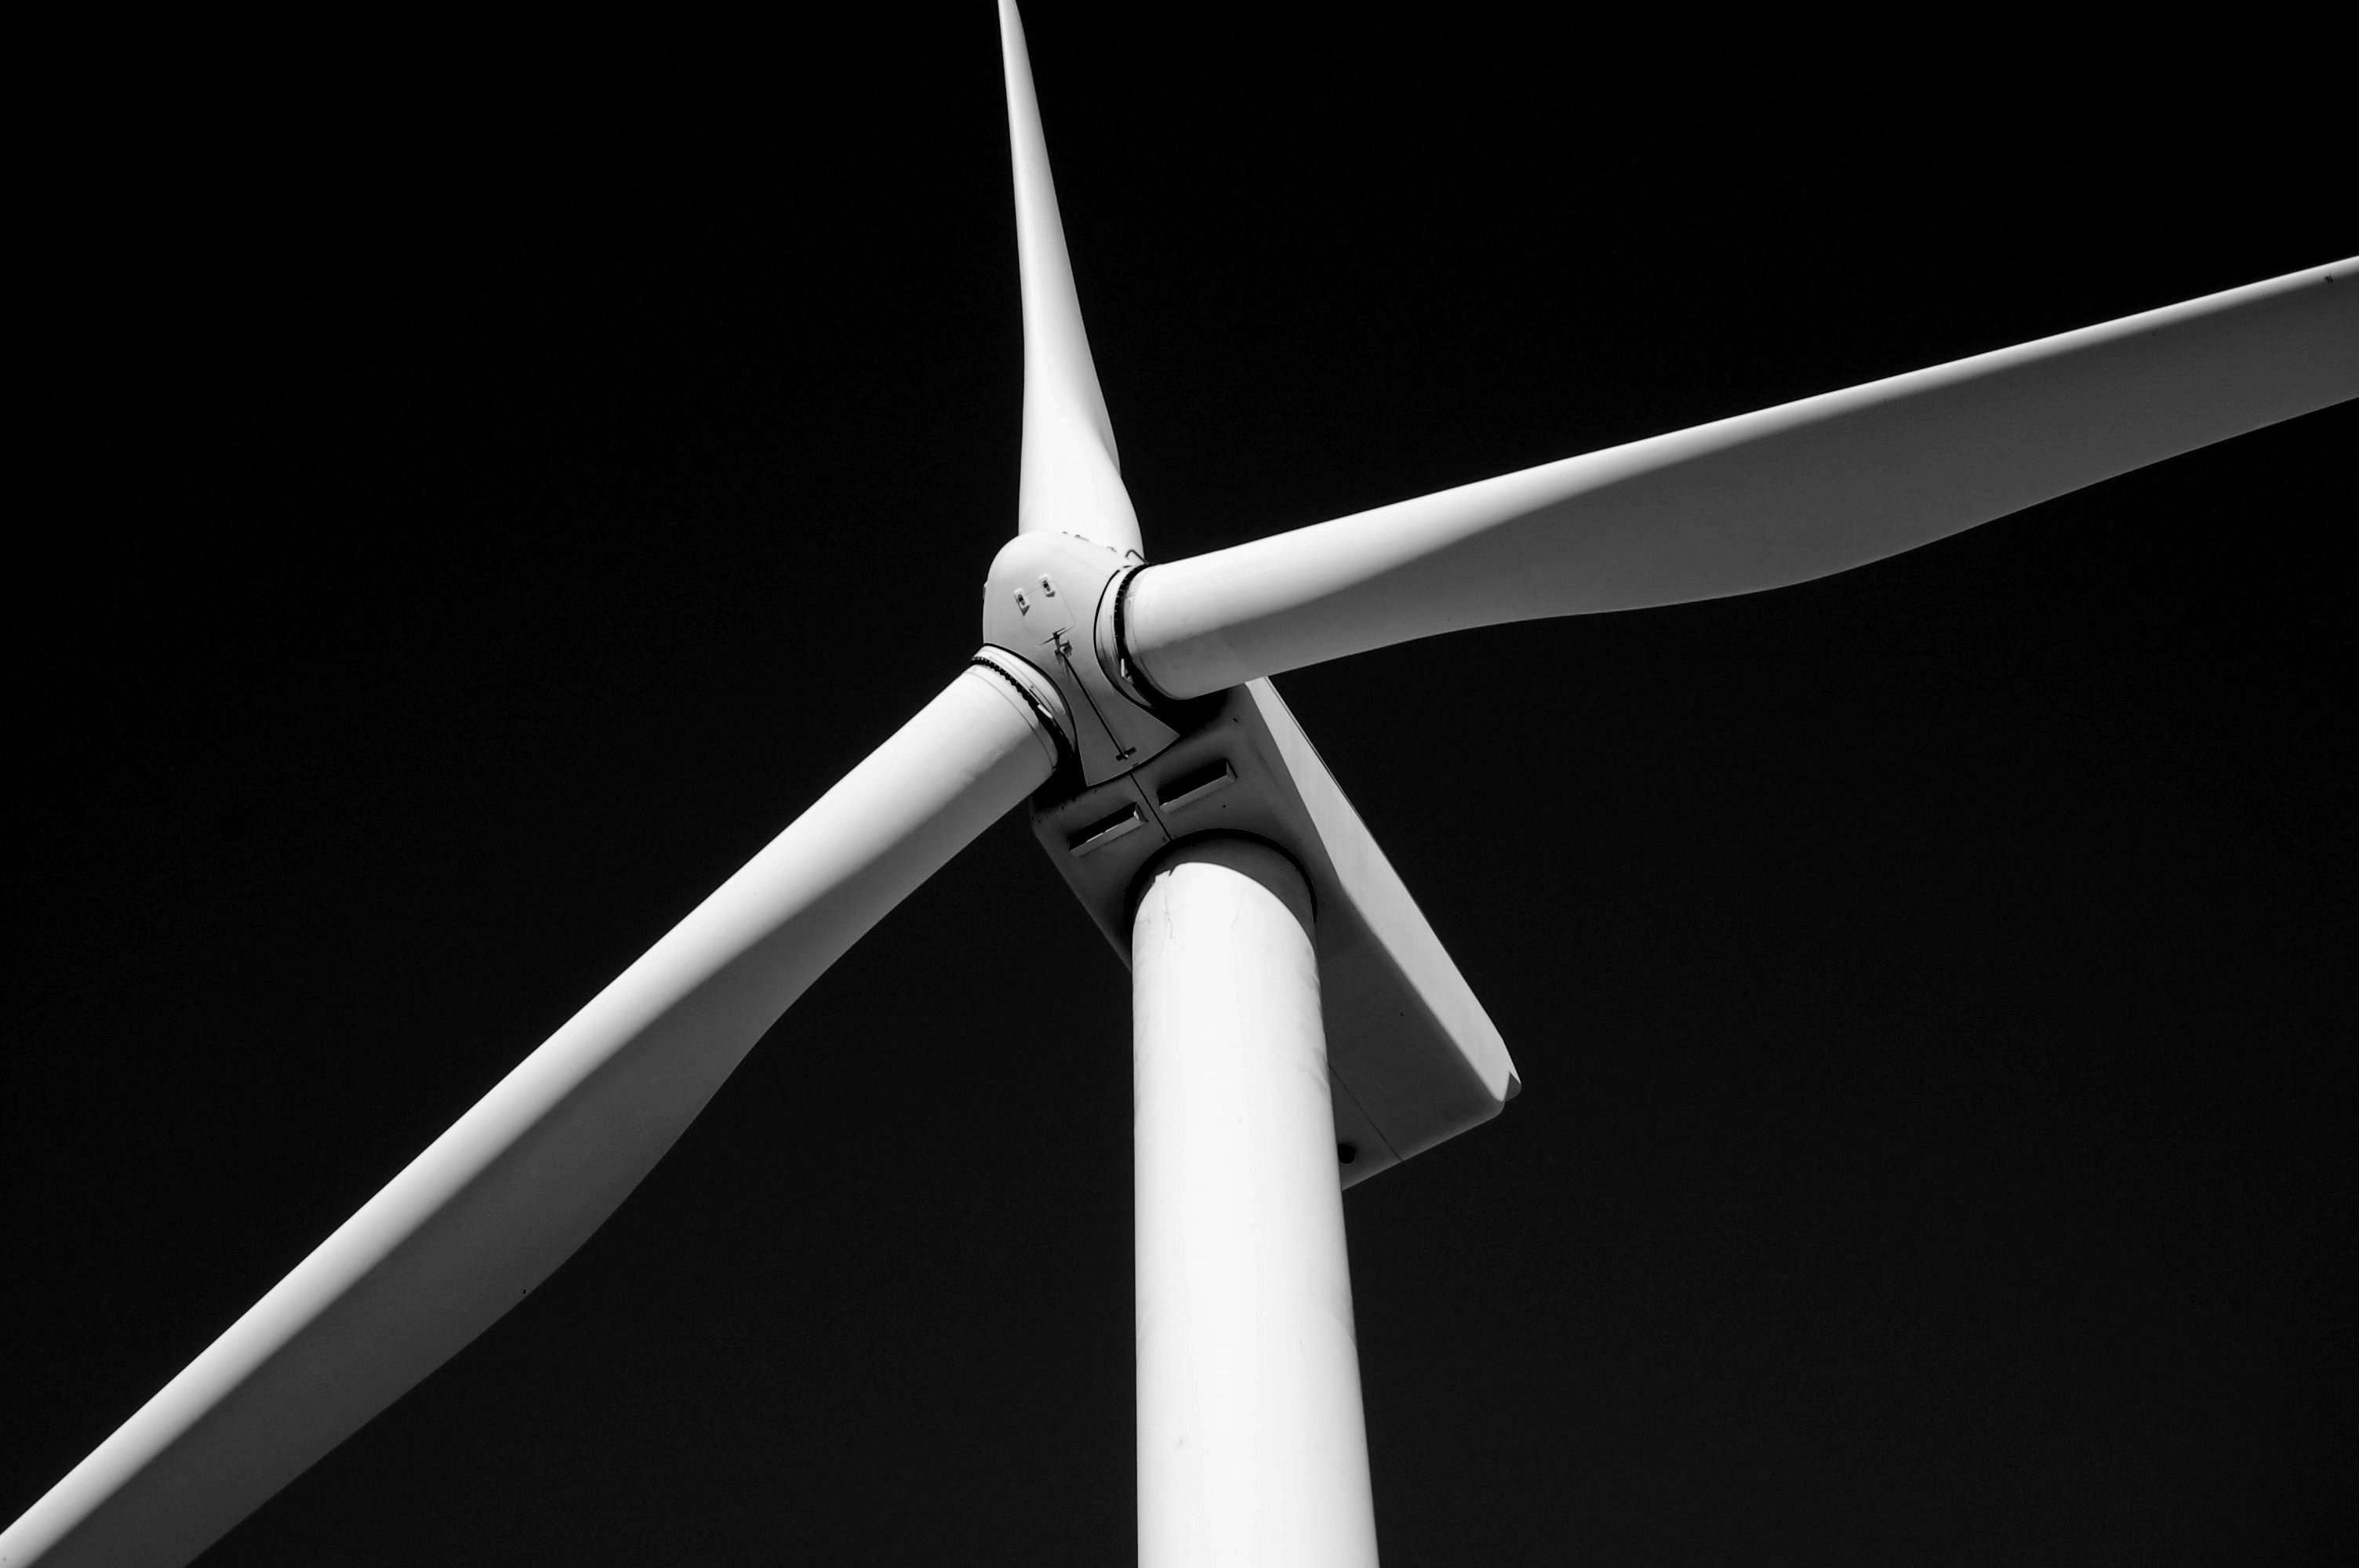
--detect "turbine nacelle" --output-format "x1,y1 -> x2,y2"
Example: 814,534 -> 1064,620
1028,678 -> 1521,1186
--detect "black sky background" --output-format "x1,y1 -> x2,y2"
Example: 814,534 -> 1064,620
9,7 -> 2354,1563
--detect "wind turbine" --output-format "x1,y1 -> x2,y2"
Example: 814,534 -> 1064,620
9,5 -> 2349,1555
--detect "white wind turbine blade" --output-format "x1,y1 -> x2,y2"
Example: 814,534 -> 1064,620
998,0 -> 1142,556
1121,259 -> 2357,699
2,666 -> 1060,1568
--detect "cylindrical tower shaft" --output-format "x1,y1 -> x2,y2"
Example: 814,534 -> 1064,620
1132,837 -> 1379,1567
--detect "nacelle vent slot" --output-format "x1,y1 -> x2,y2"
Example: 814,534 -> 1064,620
1155,760 -> 1236,813
1067,805 -> 1144,857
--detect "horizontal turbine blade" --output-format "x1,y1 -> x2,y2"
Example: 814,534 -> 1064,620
4,666 -> 1060,1568
1122,259 -> 2358,699
999,0 -> 1142,556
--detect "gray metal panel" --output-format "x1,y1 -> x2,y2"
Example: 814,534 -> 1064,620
1032,680 -> 1518,1187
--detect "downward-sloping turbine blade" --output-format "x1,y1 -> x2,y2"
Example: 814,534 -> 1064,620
3,666 -> 1060,1568
998,0 -> 1142,556
1122,259 -> 2358,699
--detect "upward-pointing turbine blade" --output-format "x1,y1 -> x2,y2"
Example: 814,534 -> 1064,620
2,665 -> 1061,1568
1121,259 -> 2358,699
998,0 -> 1143,556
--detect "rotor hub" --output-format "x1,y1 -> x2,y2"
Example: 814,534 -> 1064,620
981,530 -> 1180,786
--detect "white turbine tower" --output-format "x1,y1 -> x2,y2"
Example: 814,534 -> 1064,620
7,8 -> 2353,1565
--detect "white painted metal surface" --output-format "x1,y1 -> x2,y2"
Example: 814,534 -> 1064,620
1133,840 -> 1379,1568
998,0 -> 1142,557
1121,257 -> 2359,699
1,664 -> 1059,1568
